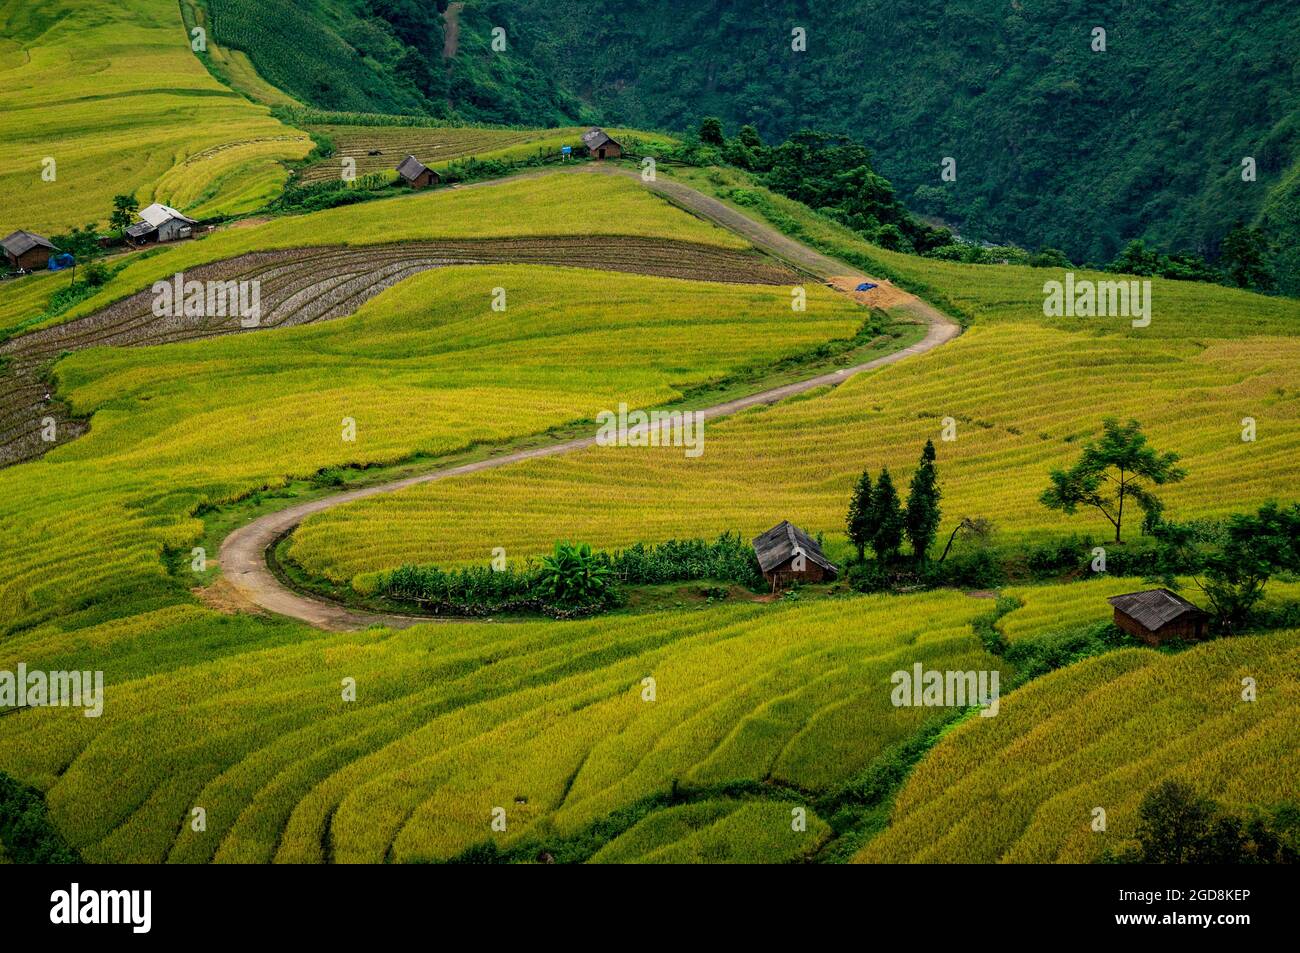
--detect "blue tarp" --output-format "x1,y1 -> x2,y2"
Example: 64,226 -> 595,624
48,253 -> 74,271
855,282 -> 877,291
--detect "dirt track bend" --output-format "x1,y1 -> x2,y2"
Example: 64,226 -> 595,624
218,168 -> 960,630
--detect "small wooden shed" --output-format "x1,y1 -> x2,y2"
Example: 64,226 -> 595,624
1,230 -> 58,271
581,127 -> 623,160
752,520 -> 838,591
1107,588 -> 1210,645
396,155 -> 441,189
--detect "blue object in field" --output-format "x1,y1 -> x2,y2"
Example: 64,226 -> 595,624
48,253 -> 75,271
855,281 -> 877,291
561,145 -> 572,156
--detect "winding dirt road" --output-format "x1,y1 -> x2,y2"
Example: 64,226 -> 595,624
213,169 -> 960,629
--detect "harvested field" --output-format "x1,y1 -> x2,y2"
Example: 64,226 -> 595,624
0,237 -> 796,467
297,126 -> 576,184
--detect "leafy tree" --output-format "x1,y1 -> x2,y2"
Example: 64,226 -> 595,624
868,468 -> 905,561
845,469 -> 873,561
109,194 -> 138,234
737,123 -> 763,150
1219,223 -> 1276,291
1108,781 -> 1300,864
1040,419 -> 1186,543
905,440 -> 942,563
1029,247 -> 1071,268
535,541 -> 614,607
697,116 -> 725,146
1109,239 -> 1163,276
1156,502 -> 1300,633
50,223 -> 102,286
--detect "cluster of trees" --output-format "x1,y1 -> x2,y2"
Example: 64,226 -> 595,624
684,121 -> 952,255
1152,502 -> 1300,635
685,120 -> 1279,296
1104,225 -> 1277,292
845,440 -> 942,565
1106,781 -> 1298,864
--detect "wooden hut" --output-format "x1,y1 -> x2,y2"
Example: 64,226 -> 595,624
396,155 -> 441,189
581,127 -> 623,160
752,520 -> 838,591
2,230 -> 58,271
1107,588 -> 1210,645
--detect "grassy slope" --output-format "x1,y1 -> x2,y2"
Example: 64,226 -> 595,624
0,172 -> 831,638
296,124 -> 674,183
291,186 -> 1300,579
0,0 -> 311,236
0,590 -> 1007,862
857,630 -> 1300,863
0,171 -> 743,337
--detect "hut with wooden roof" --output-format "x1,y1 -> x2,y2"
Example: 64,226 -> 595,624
1107,588 -> 1210,645
581,127 -> 623,160
396,155 -> 440,189
752,520 -> 838,591
2,230 -> 58,271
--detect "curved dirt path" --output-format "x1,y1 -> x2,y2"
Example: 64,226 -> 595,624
218,170 -> 960,630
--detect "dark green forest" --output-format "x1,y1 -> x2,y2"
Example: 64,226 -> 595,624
203,0 -> 1300,292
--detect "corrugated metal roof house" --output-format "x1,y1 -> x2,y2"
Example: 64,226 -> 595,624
752,520 -> 837,590
1107,588 -> 1210,644
126,203 -> 197,245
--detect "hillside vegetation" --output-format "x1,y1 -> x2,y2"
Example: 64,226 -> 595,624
0,0 -> 311,234
505,0 -> 1300,273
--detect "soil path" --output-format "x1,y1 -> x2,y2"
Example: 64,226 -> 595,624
218,169 -> 960,630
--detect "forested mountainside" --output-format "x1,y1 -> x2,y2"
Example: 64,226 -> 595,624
202,0 -> 1300,286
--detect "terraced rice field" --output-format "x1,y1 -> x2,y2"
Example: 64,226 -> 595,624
0,0 -> 311,234
0,253 -> 861,635
295,124 -> 675,185
290,267 -> 1300,586
856,631 -> 1300,863
297,126 -> 575,184
0,591 -> 1007,863
5,172 -> 746,338
0,237 -> 795,466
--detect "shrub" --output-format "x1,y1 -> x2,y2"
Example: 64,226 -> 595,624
537,541 -> 616,608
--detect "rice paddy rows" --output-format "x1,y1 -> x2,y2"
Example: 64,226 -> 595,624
0,592 -> 1006,863
855,631 -> 1300,863
2,172 -> 747,339
0,0 -> 311,234
291,315 -> 1300,586
0,237 -> 796,466
0,261 -> 861,635
297,126 -> 576,184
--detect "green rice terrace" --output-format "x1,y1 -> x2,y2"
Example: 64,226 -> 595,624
0,0 -> 1296,872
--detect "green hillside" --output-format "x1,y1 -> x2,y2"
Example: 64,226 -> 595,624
201,0 -> 586,124
510,0 -> 1300,269
192,0 -> 1300,291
